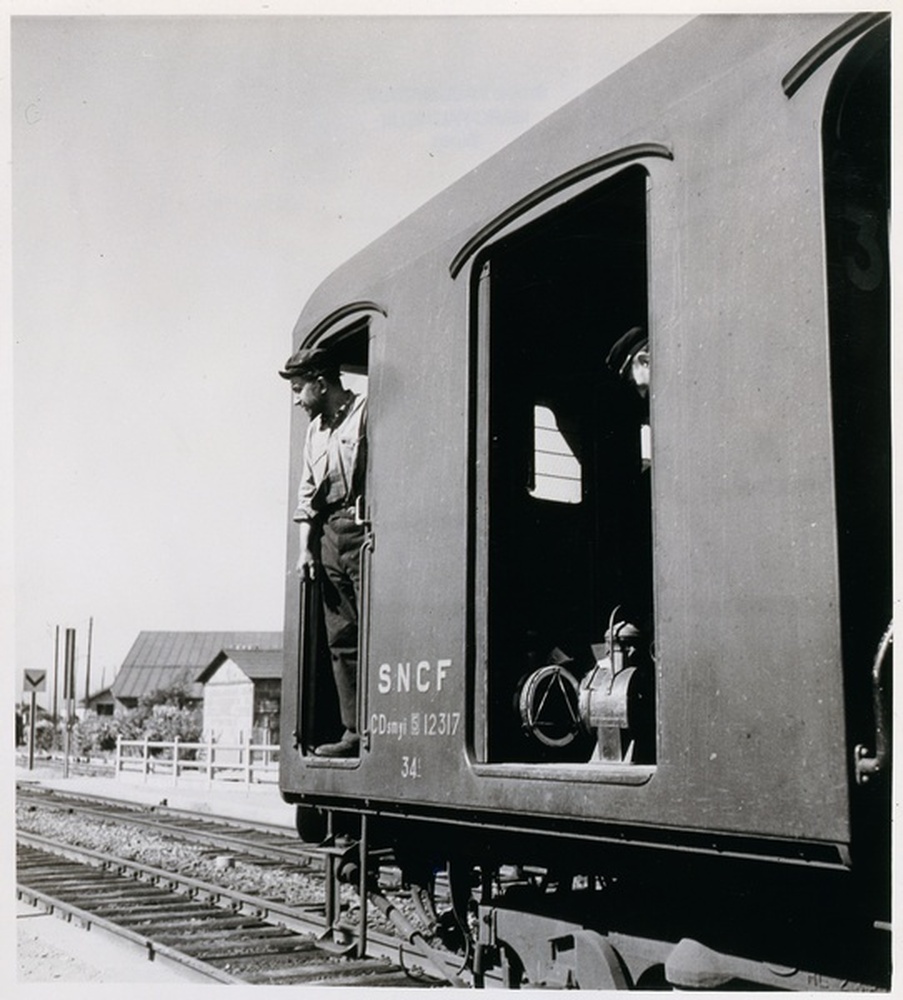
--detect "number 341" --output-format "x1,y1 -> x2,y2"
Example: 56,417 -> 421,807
401,755 -> 421,779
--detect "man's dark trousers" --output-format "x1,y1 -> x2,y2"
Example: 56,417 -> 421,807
319,509 -> 365,734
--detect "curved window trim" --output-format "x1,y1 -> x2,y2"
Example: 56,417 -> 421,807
299,300 -> 387,350
449,142 -> 672,279
781,12 -> 888,98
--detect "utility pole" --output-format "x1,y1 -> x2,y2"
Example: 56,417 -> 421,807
63,628 -> 75,779
52,625 -> 59,726
84,616 -> 93,704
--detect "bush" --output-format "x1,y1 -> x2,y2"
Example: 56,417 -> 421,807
66,680 -> 204,757
32,719 -> 57,753
73,714 -> 121,755
143,704 -> 203,748
116,679 -> 203,753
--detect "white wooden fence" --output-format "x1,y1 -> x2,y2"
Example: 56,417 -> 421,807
114,735 -> 280,787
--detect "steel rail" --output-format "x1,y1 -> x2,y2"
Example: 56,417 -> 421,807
17,787 -> 316,867
16,782 -> 295,834
17,829 -> 452,985
17,878 -> 244,983
19,828 -> 341,933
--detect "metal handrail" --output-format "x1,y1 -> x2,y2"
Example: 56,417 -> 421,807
854,621 -> 893,784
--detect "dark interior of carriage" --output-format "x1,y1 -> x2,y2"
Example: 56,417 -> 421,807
479,166 -> 656,764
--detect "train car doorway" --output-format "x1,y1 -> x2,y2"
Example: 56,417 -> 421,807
473,165 -> 655,765
822,27 -> 891,744
295,320 -> 370,756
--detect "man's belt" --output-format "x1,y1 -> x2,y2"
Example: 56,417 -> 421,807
322,500 -> 358,517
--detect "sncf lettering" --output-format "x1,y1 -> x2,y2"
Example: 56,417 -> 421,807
378,659 -> 451,694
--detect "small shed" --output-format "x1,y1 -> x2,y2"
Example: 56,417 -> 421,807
82,687 -> 117,717
199,648 -> 283,751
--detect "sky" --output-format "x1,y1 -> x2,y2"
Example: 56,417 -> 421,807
8,6 -> 703,709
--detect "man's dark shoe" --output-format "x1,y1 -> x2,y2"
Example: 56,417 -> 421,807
313,732 -> 360,758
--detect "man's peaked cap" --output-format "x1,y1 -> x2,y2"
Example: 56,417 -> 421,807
278,345 -> 339,381
605,326 -> 648,378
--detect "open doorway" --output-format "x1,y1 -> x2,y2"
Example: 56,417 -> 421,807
296,319 -> 370,755
475,166 -> 655,764
822,30 -> 891,777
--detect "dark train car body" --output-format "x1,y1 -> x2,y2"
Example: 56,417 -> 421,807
279,14 -> 891,990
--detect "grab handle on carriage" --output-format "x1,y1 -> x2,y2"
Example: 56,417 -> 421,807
854,621 -> 893,784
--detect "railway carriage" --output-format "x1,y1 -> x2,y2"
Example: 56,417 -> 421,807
279,14 -> 892,990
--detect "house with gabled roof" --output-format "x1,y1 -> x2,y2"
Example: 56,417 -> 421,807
198,648 -> 283,748
82,686 -> 117,717
110,631 -> 282,710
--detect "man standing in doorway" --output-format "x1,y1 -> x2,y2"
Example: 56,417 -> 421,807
606,326 -> 651,472
280,345 -> 367,758
605,325 -> 649,398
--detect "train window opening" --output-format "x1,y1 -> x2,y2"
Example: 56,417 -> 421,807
821,32 -> 891,769
530,404 -> 582,504
296,320 -> 370,757
475,165 -> 656,766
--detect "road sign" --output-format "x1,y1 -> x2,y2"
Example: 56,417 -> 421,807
23,669 -> 46,693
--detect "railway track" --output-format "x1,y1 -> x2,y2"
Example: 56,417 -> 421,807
17,784 -> 314,867
16,786 -> 458,986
